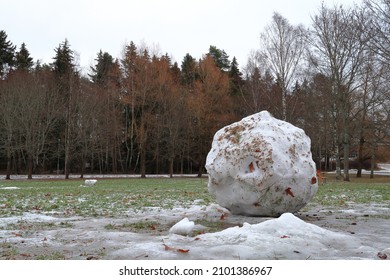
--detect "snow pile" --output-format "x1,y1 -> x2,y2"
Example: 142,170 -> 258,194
0,186 -> 20,190
205,111 -> 318,217
169,217 -> 195,235
111,212 -> 384,260
83,179 -> 97,187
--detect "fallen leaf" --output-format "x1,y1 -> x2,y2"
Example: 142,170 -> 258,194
177,249 -> 190,253
284,187 -> 295,197
220,213 -> 228,220
163,244 -> 190,253
248,162 -> 255,173
377,252 -> 387,259
280,235 -> 290,239
164,244 -> 172,251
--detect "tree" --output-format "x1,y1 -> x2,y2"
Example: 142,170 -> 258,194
309,4 -> 370,181
0,70 -> 61,179
89,52 -> 122,174
207,45 -> 230,72
364,0 -> 390,65
15,43 -> 34,71
52,38 -> 80,179
180,53 -> 197,86
0,30 -> 15,77
228,56 -> 243,96
188,55 -> 235,176
259,12 -> 306,121
89,50 -> 115,85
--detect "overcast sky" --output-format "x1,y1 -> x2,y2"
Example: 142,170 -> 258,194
1,0 -> 361,73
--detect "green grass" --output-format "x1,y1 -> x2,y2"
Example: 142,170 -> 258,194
0,178 -> 212,218
0,176 -> 389,219
301,175 -> 390,216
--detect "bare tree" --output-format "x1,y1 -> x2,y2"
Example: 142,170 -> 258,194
0,70 -> 61,179
259,12 -> 306,120
364,0 -> 390,65
309,4 -> 370,181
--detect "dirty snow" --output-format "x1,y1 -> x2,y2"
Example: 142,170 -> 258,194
1,201 -> 389,260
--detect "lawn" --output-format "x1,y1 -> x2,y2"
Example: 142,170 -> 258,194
0,175 -> 390,260
0,177 -> 213,218
1,175 -> 389,219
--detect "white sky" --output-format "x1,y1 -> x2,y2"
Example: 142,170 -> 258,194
1,0 -> 360,73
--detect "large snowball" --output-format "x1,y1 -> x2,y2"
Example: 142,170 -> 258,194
205,111 -> 318,217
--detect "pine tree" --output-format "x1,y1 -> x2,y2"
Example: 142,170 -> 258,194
228,56 -> 243,96
207,45 -> 230,71
90,50 -> 115,85
15,43 -> 34,71
52,38 -> 74,76
180,53 -> 197,86
0,30 -> 16,76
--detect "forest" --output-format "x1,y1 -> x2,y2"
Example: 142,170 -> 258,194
0,1 -> 389,181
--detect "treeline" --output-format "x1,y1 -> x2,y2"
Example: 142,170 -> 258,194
1,1 -> 390,180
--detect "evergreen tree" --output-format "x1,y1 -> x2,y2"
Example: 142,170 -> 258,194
228,56 -> 243,96
0,30 -> 16,76
15,43 -> 34,71
52,38 -> 75,76
121,41 -> 138,78
90,50 -> 115,85
180,53 -> 197,86
207,45 -> 230,71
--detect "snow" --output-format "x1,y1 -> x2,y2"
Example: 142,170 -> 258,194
83,179 -> 97,186
0,186 -> 20,190
168,217 -> 195,235
1,202 -> 388,260
206,111 -> 318,217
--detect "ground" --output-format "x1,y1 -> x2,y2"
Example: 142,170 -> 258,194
0,173 -> 389,260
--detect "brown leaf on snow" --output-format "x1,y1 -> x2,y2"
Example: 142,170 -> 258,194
248,162 -> 255,173
163,244 -> 190,253
377,252 -> 387,259
284,187 -> 295,197
220,213 -> 228,220
177,249 -> 190,253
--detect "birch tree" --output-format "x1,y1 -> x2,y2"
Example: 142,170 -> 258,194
259,12 -> 306,120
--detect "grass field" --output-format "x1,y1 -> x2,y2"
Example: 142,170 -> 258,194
1,175 -> 389,260
1,175 -> 389,218
0,177 -> 213,218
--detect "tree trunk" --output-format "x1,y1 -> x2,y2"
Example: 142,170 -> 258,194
27,154 -> 33,180
6,157 -> 11,180
140,144 -> 146,178
169,157 -> 174,178
356,136 -> 364,178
